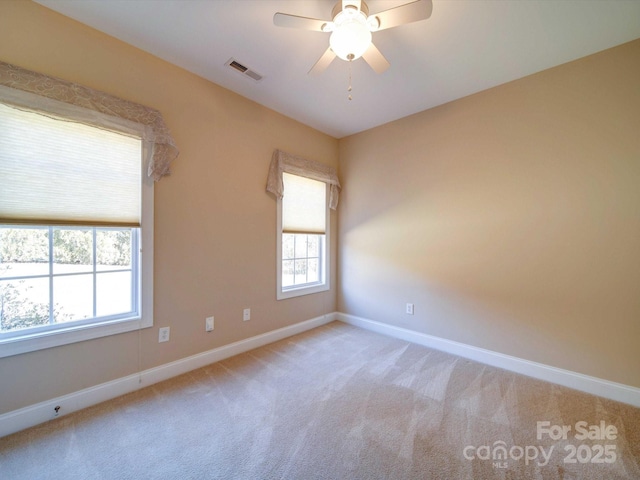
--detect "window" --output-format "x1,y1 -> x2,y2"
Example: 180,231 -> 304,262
267,149 -> 340,299
277,172 -> 329,299
1,227 -> 137,330
0,92 -> 153,358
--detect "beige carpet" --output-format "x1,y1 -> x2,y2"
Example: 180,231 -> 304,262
1,321 -> 639,479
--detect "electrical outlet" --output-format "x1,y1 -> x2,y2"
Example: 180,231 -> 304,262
158,326 -> 170,343
406,303 -> 414,315
206,316 -> 214,332
243,308 -> 251,321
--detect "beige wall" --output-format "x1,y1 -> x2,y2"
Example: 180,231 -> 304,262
0,0 -> 338,414
338,39 -> 640,388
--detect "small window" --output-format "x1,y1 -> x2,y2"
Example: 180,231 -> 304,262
277,173 -> 329,299
0,94 -> 153,358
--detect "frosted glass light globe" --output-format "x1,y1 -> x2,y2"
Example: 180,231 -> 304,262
329,14 -> 372,61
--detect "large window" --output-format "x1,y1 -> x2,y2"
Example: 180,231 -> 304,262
0,92 -> 153,358
277,173 -> 329,299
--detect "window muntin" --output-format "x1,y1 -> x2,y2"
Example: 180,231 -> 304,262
277,173 -> 329,299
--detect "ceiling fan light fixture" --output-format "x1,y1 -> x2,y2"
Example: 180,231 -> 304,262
329,11 -> 372,61
274,0 -> 432,75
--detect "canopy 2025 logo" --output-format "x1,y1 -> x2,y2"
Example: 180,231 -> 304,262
537,420 -> 617,464
463,420 -> 617,469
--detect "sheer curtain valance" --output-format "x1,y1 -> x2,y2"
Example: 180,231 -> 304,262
0,60 -> 178,180
266,149 -> 341,210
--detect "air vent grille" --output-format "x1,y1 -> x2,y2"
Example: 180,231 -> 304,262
229,60 -> 247,73
225,58 -> 264,82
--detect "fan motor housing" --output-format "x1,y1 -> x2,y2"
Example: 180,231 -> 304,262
331,1 -> 369,20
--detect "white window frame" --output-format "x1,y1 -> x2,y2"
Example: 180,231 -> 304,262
276,181 -> 330,300
0,96 -> 154,359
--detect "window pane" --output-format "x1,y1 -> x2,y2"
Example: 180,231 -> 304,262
97,229 -> 132,271
53,229 -> 93,274
53,274 -> 93,322
282,234 -> 295,261
0,227 -> 49,277
294,235 -> 308,259
294,259 -> 308,285
307,258 -> 319,283
0,225 -> 143,343
0,277 -> 50,332
281,232 -> 324,290
307,235 -> 319,258
282,260 -> 294,287
97,271 -> 132,316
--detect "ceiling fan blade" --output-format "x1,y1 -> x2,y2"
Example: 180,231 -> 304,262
273,12 -> 327,31
309,47 -> 337,75
370,0 -> 433,31
362,43 -> 390,74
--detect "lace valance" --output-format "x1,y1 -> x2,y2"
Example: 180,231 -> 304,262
266,149 -> 341,210
0,61 -> 178,181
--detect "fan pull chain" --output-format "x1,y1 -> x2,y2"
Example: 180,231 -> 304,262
347,54 -> 354,101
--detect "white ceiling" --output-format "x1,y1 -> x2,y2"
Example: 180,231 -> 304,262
35,0 -> 640,138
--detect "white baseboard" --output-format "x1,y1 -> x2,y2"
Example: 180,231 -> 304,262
336,313 -> 640,408
0,313 -> 336,438
4,311 -> 638,438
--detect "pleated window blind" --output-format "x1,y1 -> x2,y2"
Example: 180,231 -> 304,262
0,102 -> 142,227
282,172 -> 327,234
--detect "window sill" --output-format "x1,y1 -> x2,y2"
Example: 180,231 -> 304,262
277,282 -> 330,300
0,316 -> 152,358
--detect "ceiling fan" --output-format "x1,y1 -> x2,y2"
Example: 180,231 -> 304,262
274,0 -> 433,75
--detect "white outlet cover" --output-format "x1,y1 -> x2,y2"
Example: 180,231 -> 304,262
243,308 -> 250,321
159,326 -> 170,342
206,316 -> 214,332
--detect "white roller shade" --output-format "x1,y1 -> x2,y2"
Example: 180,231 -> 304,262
0,102 -> 142,227
282,172 -> 326,234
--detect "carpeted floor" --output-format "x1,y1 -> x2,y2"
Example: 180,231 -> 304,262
1,321 -> 639,479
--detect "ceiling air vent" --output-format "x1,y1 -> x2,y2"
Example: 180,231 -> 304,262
225,58 -> 264,82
